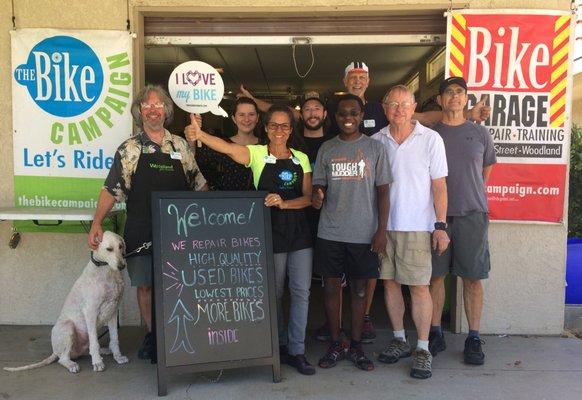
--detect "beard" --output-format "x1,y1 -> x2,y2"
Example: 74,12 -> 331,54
302,117 -> 325,131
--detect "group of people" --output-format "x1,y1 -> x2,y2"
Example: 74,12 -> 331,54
88,61 -> 495,380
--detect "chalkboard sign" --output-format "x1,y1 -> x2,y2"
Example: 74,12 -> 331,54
152,191 -> 280,396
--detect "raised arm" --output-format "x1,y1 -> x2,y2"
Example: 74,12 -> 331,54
238,84 -> 301,120
414,98 -> 491,127
184,114 -> 250,166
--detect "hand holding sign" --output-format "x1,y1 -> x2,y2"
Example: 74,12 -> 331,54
168,61 -> 228,118
184,114 -> 202,146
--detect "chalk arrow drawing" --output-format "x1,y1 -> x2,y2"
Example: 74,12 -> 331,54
168,299 -> 196,354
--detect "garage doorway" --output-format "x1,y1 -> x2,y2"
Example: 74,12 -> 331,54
137,11 -> 457,334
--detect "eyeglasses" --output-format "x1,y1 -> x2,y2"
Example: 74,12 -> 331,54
141,102 -> 165,110
266,122 -> 292,132
443,88 -> 466,97
337,110 -> 361,118
384,101 -> 413,110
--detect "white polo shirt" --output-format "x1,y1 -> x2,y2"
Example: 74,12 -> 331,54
372,121 -> 447,232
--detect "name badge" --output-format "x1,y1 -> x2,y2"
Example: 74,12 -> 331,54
291,156 -> 301,165
264,155 -> 277,164
363,119 -> 376,128
170,151 -> 182,160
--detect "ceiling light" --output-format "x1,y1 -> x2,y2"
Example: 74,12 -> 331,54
334,91 -> 346,95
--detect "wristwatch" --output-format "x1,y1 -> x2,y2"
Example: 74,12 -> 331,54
434,221 -> 447,231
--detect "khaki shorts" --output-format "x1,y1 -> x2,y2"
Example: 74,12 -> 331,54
380,231 -> 432,285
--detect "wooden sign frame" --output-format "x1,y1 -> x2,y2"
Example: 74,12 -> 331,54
151,191 -> 280,396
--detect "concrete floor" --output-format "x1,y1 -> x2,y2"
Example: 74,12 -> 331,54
1,325 -> 582,400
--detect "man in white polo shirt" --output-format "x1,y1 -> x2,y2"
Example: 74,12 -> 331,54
372,85 -> 449,379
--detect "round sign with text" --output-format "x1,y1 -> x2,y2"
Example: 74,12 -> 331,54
168,61 -> 227,117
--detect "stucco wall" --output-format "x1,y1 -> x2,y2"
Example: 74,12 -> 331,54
0,0 -> 573,334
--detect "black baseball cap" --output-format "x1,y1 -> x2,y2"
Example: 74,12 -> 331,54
439,76 -> 468,95
301,91 -> 325,110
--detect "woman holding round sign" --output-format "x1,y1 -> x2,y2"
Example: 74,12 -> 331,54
185,105 -> 315,376
195,97 -> 263,191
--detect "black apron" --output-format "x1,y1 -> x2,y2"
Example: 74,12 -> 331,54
257,154 -> 312,253
124,142 -> 189,254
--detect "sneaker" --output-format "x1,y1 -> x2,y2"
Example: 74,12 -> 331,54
318,342 -> 347,369
464,336 -> 485,365
410,349 -> 433,379
287,354 -> 316,375
378,338 -> 412,364
347,346 -> 374,371
428,331 -> 446,356
138,332 -> 154,360
361,318 -> 376,344
315,324 -> 330,342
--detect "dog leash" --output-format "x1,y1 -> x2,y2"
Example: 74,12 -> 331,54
124,241 -> 152,258
91,241 -> 152,267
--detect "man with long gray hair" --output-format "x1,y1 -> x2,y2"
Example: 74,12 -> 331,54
88,84 -> 207,360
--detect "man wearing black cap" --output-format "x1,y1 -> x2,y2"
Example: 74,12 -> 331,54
428,76 -> 496,366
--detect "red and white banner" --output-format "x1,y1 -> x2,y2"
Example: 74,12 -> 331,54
445,10 -> 574,223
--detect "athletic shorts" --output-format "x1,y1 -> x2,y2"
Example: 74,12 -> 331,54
127,254 -> 152,287
380,231 -> 432,285
314,238 -> 379,279
431,212 -> 491,280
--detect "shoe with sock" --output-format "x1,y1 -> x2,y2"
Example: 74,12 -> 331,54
378,338 -> 411,364
410,349 -> 433,379
464,336 -> 485,365
428,330 -> 446,356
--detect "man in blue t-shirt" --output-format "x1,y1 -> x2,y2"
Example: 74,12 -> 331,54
429,76 -> 497,366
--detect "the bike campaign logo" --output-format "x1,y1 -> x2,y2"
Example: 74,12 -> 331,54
13,36 -> 104,117
278,169 -> 298,188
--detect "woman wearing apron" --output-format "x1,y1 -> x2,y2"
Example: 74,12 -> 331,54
185,105 -> 315,375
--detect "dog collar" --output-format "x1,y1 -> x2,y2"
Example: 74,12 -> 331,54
91,252 -> 108,267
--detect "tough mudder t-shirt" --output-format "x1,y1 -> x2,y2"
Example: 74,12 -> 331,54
313,135 -> 392,243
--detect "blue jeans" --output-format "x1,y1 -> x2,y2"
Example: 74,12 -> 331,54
274,247 -> 313,356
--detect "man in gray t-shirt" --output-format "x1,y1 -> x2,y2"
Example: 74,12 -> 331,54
429,77 -> 497,366
312,94 -> 391,372
313,134 -> 392,243
432,120 -> 496,216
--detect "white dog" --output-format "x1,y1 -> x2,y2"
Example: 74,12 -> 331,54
4,231 -> 129,373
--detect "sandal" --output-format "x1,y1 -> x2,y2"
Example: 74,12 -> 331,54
348,346 -> 374,371
318,342 -> 347,369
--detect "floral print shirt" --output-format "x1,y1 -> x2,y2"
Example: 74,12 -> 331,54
104,130 -> 206,202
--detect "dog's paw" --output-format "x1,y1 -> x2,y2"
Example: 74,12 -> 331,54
100,347 -> 112,355
93,361 -> 106,372
68,362 -> 80,373
114,354 -> 129,364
